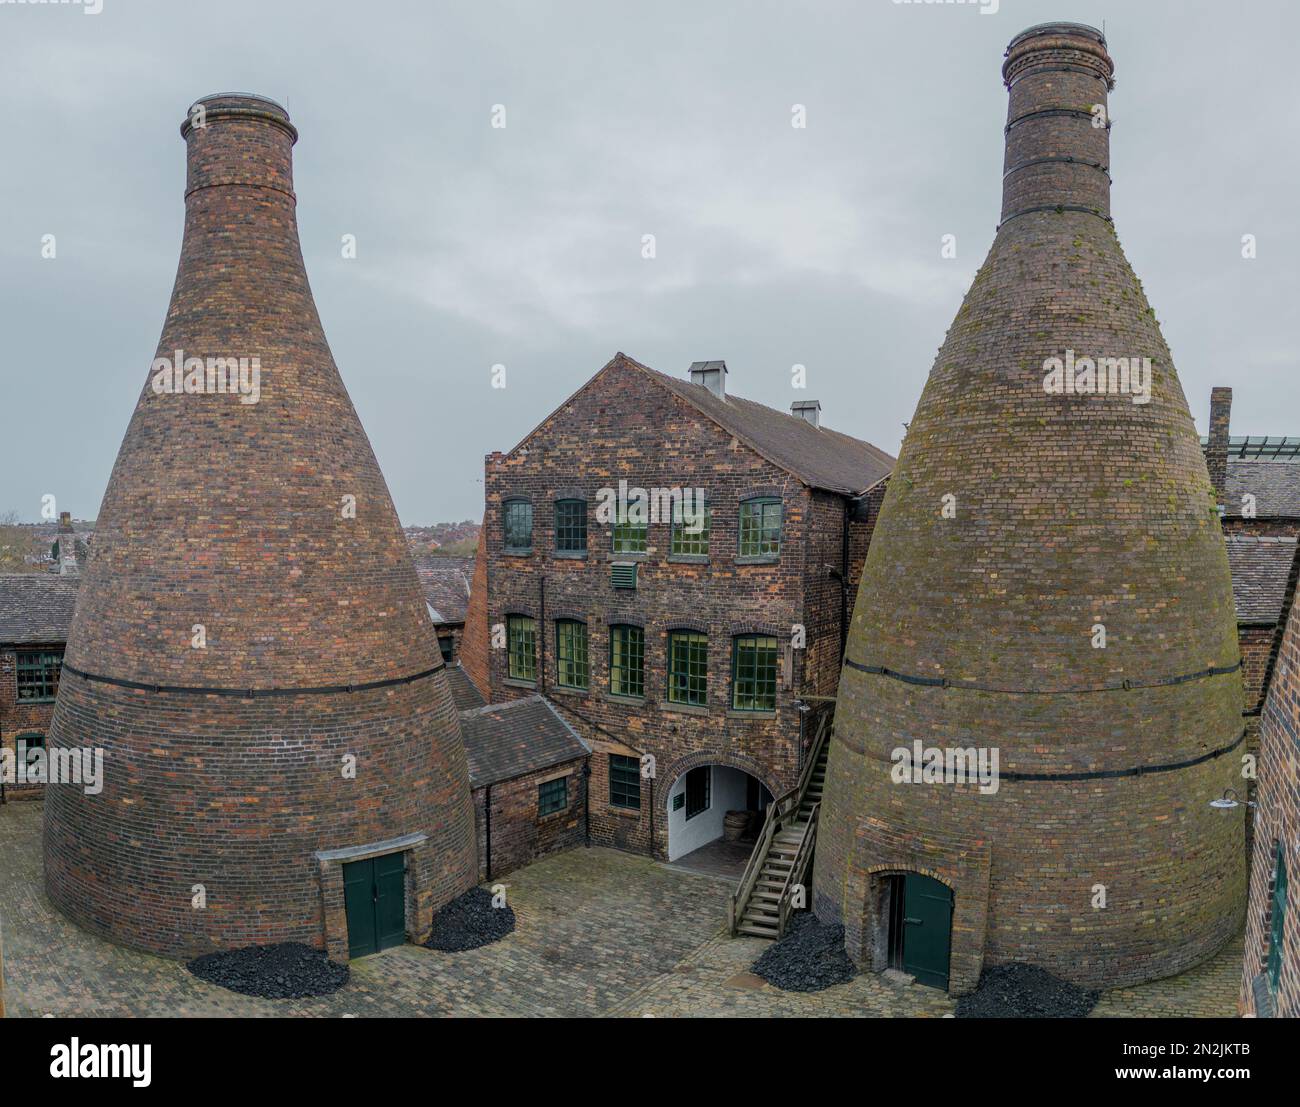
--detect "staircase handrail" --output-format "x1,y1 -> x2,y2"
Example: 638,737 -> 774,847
776,801 -> 820,937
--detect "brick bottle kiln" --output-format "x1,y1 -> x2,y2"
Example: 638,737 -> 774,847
43,94 -> 477,959
814,25 -> 1246,992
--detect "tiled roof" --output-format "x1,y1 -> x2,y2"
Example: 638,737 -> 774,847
644,362 -> 895,496
0,574 -> 80,644
1224,459 -> 1300,519
459,696 -> 590,788
444,663 -> 486,711
1225,535 -> 1297,624
414,555 -> 473,625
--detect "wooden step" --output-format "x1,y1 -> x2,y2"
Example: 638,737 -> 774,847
737,922 -> 779,938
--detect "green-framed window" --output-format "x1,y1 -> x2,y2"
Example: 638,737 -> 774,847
738,498 -> 782,558
507,614 -> 537,682
684,765 -> 711,820
670,499 -> 711,556
503,499 -> 533,552
612,511 -> 648,554
732,635 -> 779,712
1268,843 -> 1288,995
16,732 -> 44,771
609,624 -> 645,698
554,499 -> 587,553
555,619 -> 589,690
16,649 -> 62,702
667,631 -> 708,706
538,775 -> 568,817
609,754 -> 641,810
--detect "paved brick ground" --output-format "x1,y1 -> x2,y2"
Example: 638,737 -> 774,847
0,803 -> 1241,1017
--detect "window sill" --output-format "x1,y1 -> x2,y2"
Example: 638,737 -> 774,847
606,550 -> 649,561
727,709 -> 777,720
605,805 -> 641,820
504,677 -> 537,690
503,549 -> 534,558
16,698 -> 56,705
552,550 -> 588,560
667,554 -> 709,564
537,806 -> 573,824
734,555 -> 780,566
550,684 -> 589,697
661,700 -> 709,716
604,692 -> 646,706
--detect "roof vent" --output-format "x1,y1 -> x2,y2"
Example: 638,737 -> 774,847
688,360 -> 727,401
791,400 -> 821,428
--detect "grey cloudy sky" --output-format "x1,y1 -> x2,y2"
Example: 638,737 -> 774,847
3,0 -> 1297,524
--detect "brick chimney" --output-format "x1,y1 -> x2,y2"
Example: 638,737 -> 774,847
688,360 -> 727,400
791,400 -> 821,428
56,512 -> 78,577
1207,387 -> 1232,508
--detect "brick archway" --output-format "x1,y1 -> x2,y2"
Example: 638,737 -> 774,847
655,749 -> 780,861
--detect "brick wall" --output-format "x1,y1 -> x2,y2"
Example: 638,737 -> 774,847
0,646 -> 58,799
472,759 -> 587,882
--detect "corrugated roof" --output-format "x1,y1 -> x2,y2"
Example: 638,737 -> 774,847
1225,535 -> 1298,624
459,696 -> 589,787
0,574 -> 80,644
1224,459 -> 1300,519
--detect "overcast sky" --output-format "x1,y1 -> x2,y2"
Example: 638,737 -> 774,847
3,0 -> 1297,524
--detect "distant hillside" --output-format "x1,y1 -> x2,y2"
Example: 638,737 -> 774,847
404,520 -> 480,559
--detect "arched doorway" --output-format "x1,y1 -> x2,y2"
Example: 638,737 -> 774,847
664,763 -> 773,864
883,872 -> 953,990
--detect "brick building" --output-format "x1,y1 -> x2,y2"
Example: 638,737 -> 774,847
468,351 -> 893,863
0,574 -> 78,801
43,93 -> 477,961
817,24 -> 1246,993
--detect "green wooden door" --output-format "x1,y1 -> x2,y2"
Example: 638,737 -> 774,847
901,873 -> 953,990
1268,845 -> 1288,994
343,854 -> 407,959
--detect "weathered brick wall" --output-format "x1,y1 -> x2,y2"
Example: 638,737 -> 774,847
43,94 -> 477,958
1240,625 -> 1276,714
816,25 -> 1246,992
461,537 -> 490,699
481,354 -> 857,858
472,759 -> 587,882
0,647 -> 56,799
1241,605 -> 1300,1016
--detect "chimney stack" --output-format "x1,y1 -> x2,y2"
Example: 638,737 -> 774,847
791,399 -> 821,428
815,27 -> 1244,993
55,512 -> 78,577
688,360 -> 727,400
1207,387 -> 1233,508
45,94 -> 477,959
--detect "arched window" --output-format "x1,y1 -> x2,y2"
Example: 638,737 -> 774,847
503,499 -> 533,553
731,634 -> 779,712
738,497 -> 782,558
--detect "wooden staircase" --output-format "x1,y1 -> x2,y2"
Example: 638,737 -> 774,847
728,716 -> 830,939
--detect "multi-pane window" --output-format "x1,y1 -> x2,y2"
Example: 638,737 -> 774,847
1268,844 -> 1288,995
611,512 -> 648,554
554,499 -> 587,553
503,499 -> 533,552
538,776 -> 568,817
16,733 -> 44,772
507,615 -> 537,682
609,754 -> 641,810
738,498 -> 782,558
609,624 -> 645,698
670,500 -> 711,557
732,635 -> 779,712
16,649 -> 62,702
667,631 -> 708,706
555,620 -> 589,690
684,765 -> 711,820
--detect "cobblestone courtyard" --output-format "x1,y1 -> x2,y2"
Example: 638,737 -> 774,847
1,803 -> 1240,1017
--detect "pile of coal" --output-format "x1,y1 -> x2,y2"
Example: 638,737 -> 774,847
751,913 -> 857,992
187,943 -> 349,999
955,962 -> 1100,1018
424,886 -> 516,952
